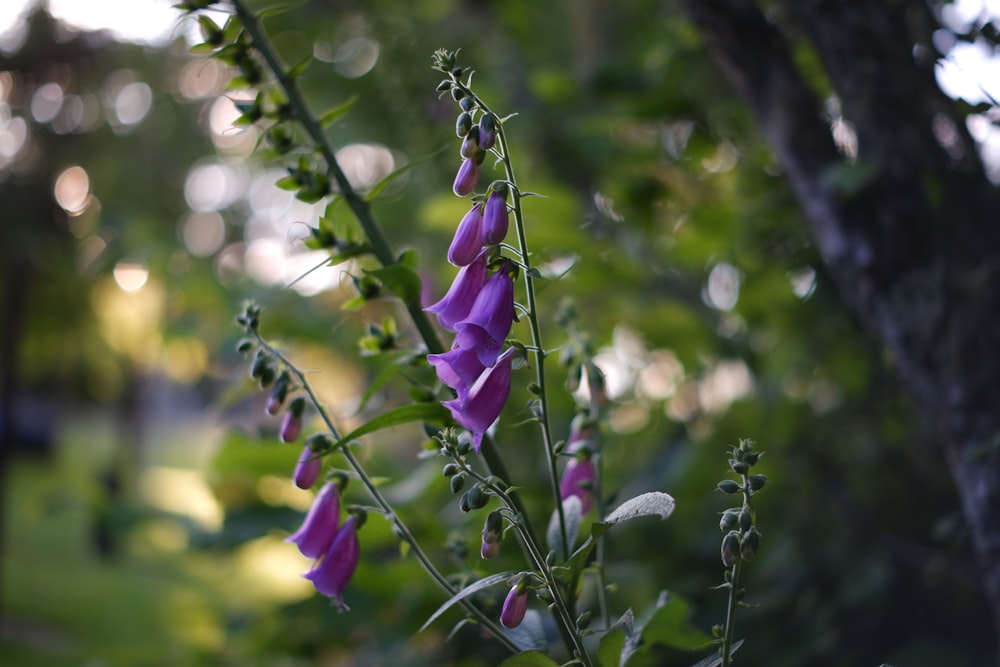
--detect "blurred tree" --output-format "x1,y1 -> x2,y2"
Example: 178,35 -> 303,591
682,0 -> 1000,645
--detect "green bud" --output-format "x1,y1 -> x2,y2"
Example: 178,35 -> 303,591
729,459 -> 749,475
456,111 -> 472,137
459,484 -> 488,512
442,463 -> 460,477
721,531 -> 740,567
748,474 -> 767,492
236,338 -> 255,354
305,433 -> 333,453
459,96 -> 475,112
288,395 -> 307,417
740,526 -> 760,560
451,66 -> 463,79
249,350 -> 269,380
436,79 -> 451,92
745,451 -> 761,466
719,508 -> 740,532
738,509 -> 753,532
451,87 -> 465,101
450,473 -> 466,494
717,480 -> 742,494
576,611 -> 592,630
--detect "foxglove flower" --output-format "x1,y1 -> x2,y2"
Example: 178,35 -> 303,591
293,444 -> 322,490
481,183 -> 509,246
559,439 -> 597,514
279,410 -> 302,443
480,510 -> 503,560
454,263 -> 515,366
304,513 -> 361,609
453,158 -> 481,196
460,126 -> 481,159
443,349 -> 515,451
448,203 -> 484,266
425,251 -> 489,331
286,481 -> 340,559
478,113 -> 497,150
500,584 -> 529,629
428,345 -> 486,401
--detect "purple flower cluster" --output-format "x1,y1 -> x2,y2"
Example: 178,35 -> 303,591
559,421 -> 598,514
286,481 -> 363,609
429,138 -> 517,450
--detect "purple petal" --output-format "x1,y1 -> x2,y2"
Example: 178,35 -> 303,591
304,515 -> 360,608
448,203 -> 484,266
286,482 -> 340,559
425,251 -> 489,332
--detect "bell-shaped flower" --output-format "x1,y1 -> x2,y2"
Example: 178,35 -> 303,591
481,184 -> 509,246
559,439 -> 598,514
428,345 -> 485,402
453,158 -> 481,196
443,348 -> 515,451
425,250 -> 489,331
480,510 -> 503,560
293,444 -> 323,489
448,203 -> 484,266
286,481 -> 340,559
454,263 -> 515,367
500,583 -> 529,629
460,126 -> 482,160
478,113 -> 497,150
304,513 -> 361,610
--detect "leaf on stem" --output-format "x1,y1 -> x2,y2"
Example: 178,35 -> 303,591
319,95 -> 359,128
363,265 -> 423,309
688,639 -> 743,667
498,651 -> 561,667
598,628 -> 626,667
331,402 -> 450,450
546,495 -> 582,561
363,145 -> 448,202
419,571 -> 515,632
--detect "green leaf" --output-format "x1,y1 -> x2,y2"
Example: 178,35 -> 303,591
419,571 -> 515,632
604,492 -> 676,524
688,640 -> 743,667
256,0 -> 307,19
332,402 -> 450,450
319,95 -> 359,128
498,651 -> 561,667
356,351 -> 422,413
363,264 -> 423,308
634,595 -> 713,653
287,56 -> 313,78
598,629 -> 626,667
363,145 -> 448,202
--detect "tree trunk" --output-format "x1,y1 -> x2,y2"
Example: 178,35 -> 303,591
681,0 -> 1000,647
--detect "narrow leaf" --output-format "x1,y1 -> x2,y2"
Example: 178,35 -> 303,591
319,95 -> 359,128
688,640 -> 743,667
257,0 -> 308,19
498,651 -> 561,667
598,629 -> 626,667
363,145 -> 448,202
356,351 -> 422,413
363,264 -> 423,308
333,403 -> 450,450
604,492 -> 676,524
419,571 -> 514,632
503,610 -> 548,652
546,496 -> 582,561
287,55 -> 313,78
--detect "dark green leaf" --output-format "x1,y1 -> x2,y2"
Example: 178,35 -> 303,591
363,265 -> 423,308
498,651 -> 561,667
319,95 -> 359,128
363,145 -> 448,202
604,492 -> 676,524
598,629 -> 626,667
419,571 -> 515,632
332,402 -> 450,450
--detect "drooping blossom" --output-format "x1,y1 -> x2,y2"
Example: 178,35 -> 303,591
425,250 -> 489,332
480,510 -> 503,560
453,262 -> 515,366
460,126 -> 481,159
304,513 -> 361,609
559,439 -> 598,514
500,583 -> 529,629
481,184 -> 509,246
448,203 -> 484,266
293,444 -> 322,490
286,481 -> 340,559
428,345 -> 486,402
478,113 -> 497,150
453,158 -> 481,196
279,410 -> 302,443
443,348 -> 515,451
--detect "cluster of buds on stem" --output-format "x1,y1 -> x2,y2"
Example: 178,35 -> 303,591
426,51 -> 520,451
717,439 -> 766,569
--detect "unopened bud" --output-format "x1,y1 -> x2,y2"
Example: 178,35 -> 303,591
721,531 -> 740,567
717,480 -> 742,494
279,410 -> 302,443
719,508 -> 740,532
740,526 -> 760,560
738,509 -> 753,532
748,474 -> 767,492
456,111 -> 472,138
450,473 -> 466,495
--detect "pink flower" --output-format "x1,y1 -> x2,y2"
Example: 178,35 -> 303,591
500,584 -> 528,628
453,263 -> 515,367
448,203 -> 484,266
443,349 -> 515,451
304,514 -> 361,609
293,444 -> 322,489
428,345 -> 486,402
453,158 -> 481,196
286,481 -> 340,559
481,184 -> 509,246
425,251 -> 489,332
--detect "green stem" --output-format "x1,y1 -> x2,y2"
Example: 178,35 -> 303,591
720,473 -> 751,666
255,335 -> 518,654
229,0 -> 444,356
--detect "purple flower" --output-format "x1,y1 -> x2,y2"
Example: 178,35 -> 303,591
560,440 -> 597,514
425,250 -> 489,331
500,584 -> 528,629
479,113 -> 497,150
293,444 -> 322,490
454,263 -> 515,367
304,514 -> 361,609
481,510 -> 503,560
481,184 -> 509,246
428,345 -> 486,401
286,481 -> 340,559
279,410 -> 302,443
448,203 -> 484,266
460,126 -> 481,159
453,158 -> 480,196
443,349 -> 514,451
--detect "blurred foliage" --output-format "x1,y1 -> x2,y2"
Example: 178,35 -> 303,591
1,0 -> 994,666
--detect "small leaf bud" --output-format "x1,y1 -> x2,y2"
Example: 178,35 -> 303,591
745,451 -> 761,466
576,611 -> 592,630
236,338 -> 255,354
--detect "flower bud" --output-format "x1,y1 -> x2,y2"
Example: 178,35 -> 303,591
456,111 -> 472,138
748,474 -> 767,492
293,444 -> 322,489
279,410 -> 302,443
450,473 -> 466,494
460,126 -> 482,159
729,459 -> 749,475
478,113 -> 497,149
453,159 -> 480,196
719,508 -> 740,532
740,526 -> 760,560
265,371 -> 292,415
481,183 -> 509,246
500,585 -> 529,629
721,530 -> 740,567
717,480 -> 742,494
738,509 -> 753,532
448,203 -> 484,266
459,96 -> 475,112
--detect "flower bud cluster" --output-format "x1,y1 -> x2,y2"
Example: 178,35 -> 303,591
717,438 -> 766,568
426,54 -> 519,451
558,416 -> 599,514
